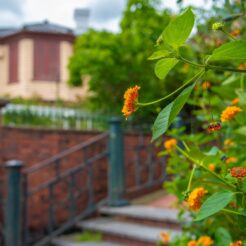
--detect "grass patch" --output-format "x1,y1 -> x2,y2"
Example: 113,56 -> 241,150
75,231 -> 102,242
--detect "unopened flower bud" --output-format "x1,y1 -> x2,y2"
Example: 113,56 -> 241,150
212,22 -> 224,31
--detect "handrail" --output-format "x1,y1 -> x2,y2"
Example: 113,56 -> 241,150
26,150 -> 108,195
23,132 -> 109,174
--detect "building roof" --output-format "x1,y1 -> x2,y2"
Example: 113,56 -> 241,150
22,20 -> 74,35
0,20 -> 74,40
0,28 -> 19,38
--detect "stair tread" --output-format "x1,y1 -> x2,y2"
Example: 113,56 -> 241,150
99,205 -> 180,223
77,217 -> 181,243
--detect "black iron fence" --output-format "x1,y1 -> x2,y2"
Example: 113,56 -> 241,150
0,118 -> 167,246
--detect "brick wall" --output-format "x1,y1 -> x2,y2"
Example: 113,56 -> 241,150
0,126 -> 165,233
0,126 -> 100,166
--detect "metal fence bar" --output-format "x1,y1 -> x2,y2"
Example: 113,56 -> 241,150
22,175 -> 29,246
48,184 -> 56,234
5,160 -> 23,246
68,173 -> 76,219
108,117 -> 128,206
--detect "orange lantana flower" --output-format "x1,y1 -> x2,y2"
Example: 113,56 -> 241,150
202,81 -> 211,90
230,167 -> 246,178
164,138 -> 177,151
220,106 -> 242,122
188,240 -> 198,246
197,236 -> 214,246
226,157 -> 237,164
187,187 -> 208,211
160,231 -> 170,244
229,29 -> 240,37
238,62 -> 246,70
230,241 -> 243,246
122,85 -> 140,119
208,164 -> 215,171
231,98 -> 239,105
224,139 -> 235,147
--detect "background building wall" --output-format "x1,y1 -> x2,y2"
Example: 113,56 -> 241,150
0,36 -> 88,101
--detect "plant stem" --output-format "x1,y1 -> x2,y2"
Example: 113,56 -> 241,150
178,56 -> 205,68
187,165 -> 196,192
175,145 -> 236,190
222,208 -> 246,217
221,29 -> 236,41
137,69 -> 205,106
240,74 -> 244,89
178,55 -> 246,74
182,141 -> 190,152
207,64 -> 246,73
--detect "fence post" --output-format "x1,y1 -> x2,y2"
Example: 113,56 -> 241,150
5,160 -> 23,246
108,117 -> 128,206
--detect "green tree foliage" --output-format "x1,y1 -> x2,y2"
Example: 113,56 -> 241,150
68,0 -> 171,120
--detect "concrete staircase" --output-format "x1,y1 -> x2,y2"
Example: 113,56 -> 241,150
53,205 -> 182,246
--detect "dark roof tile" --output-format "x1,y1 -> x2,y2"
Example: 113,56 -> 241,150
22,20 -> 74,35
0,21 -> 74,39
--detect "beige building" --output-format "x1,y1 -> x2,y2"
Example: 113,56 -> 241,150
0,21 -> 88,102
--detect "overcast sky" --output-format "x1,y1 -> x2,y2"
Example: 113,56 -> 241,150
0,0 -> 211,32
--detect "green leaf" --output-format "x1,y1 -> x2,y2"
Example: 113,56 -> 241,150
154,58 -> 178,80
236,89 -> 246,106
235,126 -> 246,136
189,147 -> 205,162
196,191 -> 234,221
162,8 -> 195,48
152,84 -> 195,141
212,86 -> 236,100
148,50 -> 171,60
222,74 -> 239,85
205,146 -> 220,156
209,40 -> 246,61
215,227 -> 232,246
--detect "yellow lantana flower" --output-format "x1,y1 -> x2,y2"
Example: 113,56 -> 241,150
187,187 -> 208,211
197,236 -> 214,246
164,139 -> 177,151
220,106 -> 242,122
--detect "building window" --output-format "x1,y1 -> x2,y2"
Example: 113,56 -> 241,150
8,40 -> 19,83
33,38 -> 60,81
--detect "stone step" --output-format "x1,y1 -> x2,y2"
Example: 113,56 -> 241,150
77,217 -> 181,246
99,205 -> 180,224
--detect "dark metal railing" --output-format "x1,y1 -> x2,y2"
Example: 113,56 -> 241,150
1,118 -> 168,246
125,133 -> 167,194
22,132 -> 109,245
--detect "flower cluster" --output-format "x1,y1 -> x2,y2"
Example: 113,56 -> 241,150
212,22 -> 224,31
224,139 -> 235,147
164,138 -> 177,151
208,164 -> 215,171
226,157 -> 237,164
122,85 -> 140,119
229,29 -> 240,37
230,167 -> 246,178
187,187 -> 208,211
238,62 -> 246,70
160,231 -> 169,244
231,98 -> 239,105
230,241 -> 243,246
207,122 -> 221,133
188,236 -> 214,246
220,106 -> 242,122
202,81 -> 211,90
